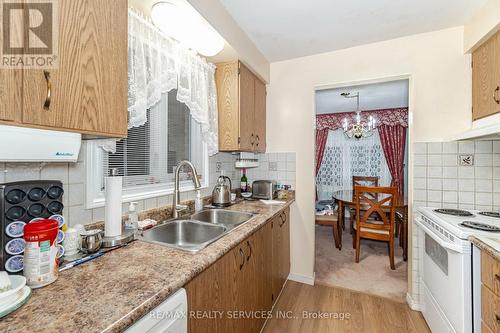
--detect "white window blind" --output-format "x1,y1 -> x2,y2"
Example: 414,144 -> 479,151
86,90 -> 208,208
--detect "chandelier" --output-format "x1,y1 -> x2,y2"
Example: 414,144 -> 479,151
341,92 -> 376,139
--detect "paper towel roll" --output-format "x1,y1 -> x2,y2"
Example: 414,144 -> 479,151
104,175 -> 122,238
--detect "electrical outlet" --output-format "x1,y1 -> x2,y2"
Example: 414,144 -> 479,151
269,162 -> 278,171
216,162 -> 222,172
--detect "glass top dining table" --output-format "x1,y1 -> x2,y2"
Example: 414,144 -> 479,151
330,189 -> 408,261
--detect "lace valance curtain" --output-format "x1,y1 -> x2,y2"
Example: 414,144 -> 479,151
128,9 -> 218,155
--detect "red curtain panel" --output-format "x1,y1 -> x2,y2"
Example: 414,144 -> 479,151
315,128 -> 329,175
378,124 -> 407,195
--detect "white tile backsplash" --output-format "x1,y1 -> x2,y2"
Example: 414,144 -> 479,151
0,150 -> 243,226
414,140 -> 500,211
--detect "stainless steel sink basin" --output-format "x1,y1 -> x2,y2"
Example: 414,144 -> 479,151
138,220 -> 227,252
190,209 -> 255,229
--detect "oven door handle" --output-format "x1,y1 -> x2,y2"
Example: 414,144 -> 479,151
415,218 -> 464,253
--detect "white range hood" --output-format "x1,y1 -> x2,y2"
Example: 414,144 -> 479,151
452,114 -> 500,141
0,125 -> 81,162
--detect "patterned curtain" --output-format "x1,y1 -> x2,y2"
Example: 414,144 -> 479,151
316,129 -> 392,200
316,108 -> 408,131
378,125 -> 407,195
315,129 -> 329,175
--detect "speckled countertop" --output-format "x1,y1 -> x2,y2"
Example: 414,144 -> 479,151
0,197 -> 294,333
469,235 -> 500,261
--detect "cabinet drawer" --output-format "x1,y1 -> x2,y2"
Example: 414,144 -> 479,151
481,285 -> 500,331
481,251 -> 500,295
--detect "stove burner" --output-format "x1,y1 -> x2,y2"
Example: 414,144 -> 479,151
434,208 -> 474,217
460,221 -> 500,232
478,211 -> 500,218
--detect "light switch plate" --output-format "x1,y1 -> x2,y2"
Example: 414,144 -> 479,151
216,162 -> 222,172
269,162 -> 278,171
459,154 -> 474,166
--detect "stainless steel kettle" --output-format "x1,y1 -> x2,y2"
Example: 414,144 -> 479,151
212,176 -> 232,207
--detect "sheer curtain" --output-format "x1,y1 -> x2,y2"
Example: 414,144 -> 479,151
316,129 -> 392,200
128,9 -> 218,155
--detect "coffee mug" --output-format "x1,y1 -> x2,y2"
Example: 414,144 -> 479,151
62,227 -> 79,256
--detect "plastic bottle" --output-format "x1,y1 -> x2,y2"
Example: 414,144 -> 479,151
125,202 -> 139,230
195,190 -> 203,212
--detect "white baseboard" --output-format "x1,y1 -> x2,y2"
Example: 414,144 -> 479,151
406,292 -> 420,311
288,272 -> 315,285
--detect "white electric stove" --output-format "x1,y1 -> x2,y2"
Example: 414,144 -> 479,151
415,207 -> 500,333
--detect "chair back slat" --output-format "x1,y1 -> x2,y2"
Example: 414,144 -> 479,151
355,186 -> 397,231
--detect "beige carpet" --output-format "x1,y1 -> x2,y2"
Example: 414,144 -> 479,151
314,224 -> 407,302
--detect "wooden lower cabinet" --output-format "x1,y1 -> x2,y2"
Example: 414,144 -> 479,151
272,207 -> 290,302
480,250 -> 500,333
185,208 -> 290,333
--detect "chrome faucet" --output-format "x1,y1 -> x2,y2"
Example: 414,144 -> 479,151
172,160 -> 202,218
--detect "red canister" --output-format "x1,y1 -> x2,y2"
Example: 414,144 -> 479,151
23,219 -> 59,288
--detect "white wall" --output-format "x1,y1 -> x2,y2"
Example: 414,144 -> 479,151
266,26 -> 471,281
464,0 -> 500,52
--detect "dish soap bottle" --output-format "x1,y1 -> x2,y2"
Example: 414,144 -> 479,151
195,189 -> 203,212
125,202 -> 139,230
241,169 -> 248,192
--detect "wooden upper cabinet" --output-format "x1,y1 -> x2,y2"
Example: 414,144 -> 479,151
472,30 -> 500,121
216,60 -> 266,152
239,63 -> 255,151
254,77 -> 267,152
0,70 -> 22,122
21,0 -> 128,137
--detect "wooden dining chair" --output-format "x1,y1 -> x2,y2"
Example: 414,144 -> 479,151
348,176 -> 379,233
353,186 -> 398,270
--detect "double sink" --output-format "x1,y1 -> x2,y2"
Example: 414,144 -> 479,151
138,209 -> 255,252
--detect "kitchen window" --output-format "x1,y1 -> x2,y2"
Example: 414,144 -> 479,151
85,90 -> 208,208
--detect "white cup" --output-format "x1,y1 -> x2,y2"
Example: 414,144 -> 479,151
62,228 -> 80,256
231,193 -> 236,201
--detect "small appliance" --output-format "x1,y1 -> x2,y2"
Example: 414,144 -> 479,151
212,176 -> 232,207
251,180 -> 277,200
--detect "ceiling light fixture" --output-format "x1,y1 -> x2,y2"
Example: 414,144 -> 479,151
341,92 -> 376,139
151,0 -> 225,57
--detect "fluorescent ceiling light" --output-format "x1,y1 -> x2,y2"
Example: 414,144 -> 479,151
151,1 -> 225,57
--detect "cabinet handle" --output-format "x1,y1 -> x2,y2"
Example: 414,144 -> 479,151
43,71 -> 52,110
494,86 -> 500,105
496,314 -> 500,324
280,211 -> 286,227
239,248 -> 245,270
246,240 -> 252,261
255,135 -> 260,147
496,273 -> 500,281
250,133 -> 255,146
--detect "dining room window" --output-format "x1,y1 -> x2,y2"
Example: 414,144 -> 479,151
316,128 -> 392,200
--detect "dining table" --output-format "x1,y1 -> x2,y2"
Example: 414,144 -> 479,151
332,189 -> 408,260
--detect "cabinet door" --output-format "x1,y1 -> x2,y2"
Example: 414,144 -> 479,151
22,0 -> 127,137
472,30 -> 500,120
245,226 -> 272,331
494,31 -> 500,116
0,70 -> 22,122
187,245 -> 243,333
281,207 -> 291,280
216,61 -> 239,151
254,77 -> 266,152
238,62 -> 255,151
271,214 -> 283,301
